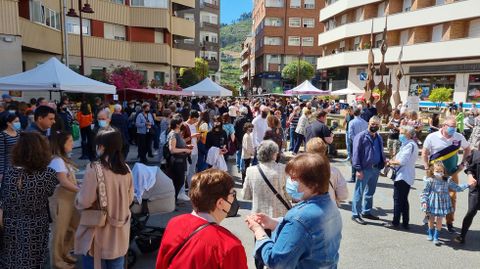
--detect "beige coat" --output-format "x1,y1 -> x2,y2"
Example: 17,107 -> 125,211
242,162 -> 290,218
329,166 -> 349,206
74,164 -> 134,259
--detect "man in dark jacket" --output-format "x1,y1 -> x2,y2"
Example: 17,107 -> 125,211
351,116 -> 386,225
233,107 -> 250,173
111,104 -> 130,159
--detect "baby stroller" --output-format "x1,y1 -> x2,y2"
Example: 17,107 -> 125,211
127,163 -> 176,267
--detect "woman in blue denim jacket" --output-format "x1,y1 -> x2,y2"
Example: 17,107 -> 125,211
246,153 -> 342,269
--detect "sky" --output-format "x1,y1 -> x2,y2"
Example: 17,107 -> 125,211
221,0 -> 252,24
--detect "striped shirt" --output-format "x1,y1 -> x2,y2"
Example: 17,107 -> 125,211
0,131 -> 19,175
290,114 -> 300,129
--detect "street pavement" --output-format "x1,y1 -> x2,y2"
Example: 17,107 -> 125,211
73,146 -> 480,269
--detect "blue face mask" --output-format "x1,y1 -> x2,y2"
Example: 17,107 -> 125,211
399,134 -> 408,144
12,122 -> 21,131
98,120 -> 108,128
286,177 -> 304,201
447,126 -> 456,136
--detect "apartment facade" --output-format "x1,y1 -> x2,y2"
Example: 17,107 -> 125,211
176,0 -> 220,78
317,0 -> 480,105
0,0 -> 196,99
240,36 -> 254,94
252,0 -> 325,92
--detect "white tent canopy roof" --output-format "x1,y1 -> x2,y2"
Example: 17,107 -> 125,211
285,80 -> 331,95
182,78 -> 232,97
0,57 -> 116,94
330,88 -> 365,96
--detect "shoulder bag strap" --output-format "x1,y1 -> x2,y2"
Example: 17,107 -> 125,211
257,166 -> 292,210
168,222 -> 214,265
93,162 -> 108,211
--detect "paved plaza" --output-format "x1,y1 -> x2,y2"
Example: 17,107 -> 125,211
73,146 -> 480,269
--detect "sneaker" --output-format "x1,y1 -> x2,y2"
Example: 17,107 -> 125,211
362,213 -> 380,220
447,224 -> 456,234
177,192 -> 190,201
348,179 -> 356,183
454,236 -> 465,244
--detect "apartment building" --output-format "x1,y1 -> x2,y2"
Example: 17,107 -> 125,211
252,0 -> 325,92
240,36 -> 254,94
317,0 -> 480,104
176,0 -> 220,78
0,0 -> 196,98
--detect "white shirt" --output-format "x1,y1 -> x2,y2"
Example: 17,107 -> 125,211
252,115 -> 268,147
48,157 -> 68,173
394,141 -> 419,186
228,105 -> 239,117
423,130 -> 469,156
186,122 -> 198,155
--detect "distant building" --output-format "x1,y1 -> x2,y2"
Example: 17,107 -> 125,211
0,0 -> 196,100
317,0 -> 480,104
177,0 -> 221,81
240,36 -> 254,95
251,0 -> 325,93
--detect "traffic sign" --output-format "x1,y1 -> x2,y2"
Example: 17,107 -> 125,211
359,72 -> 367,81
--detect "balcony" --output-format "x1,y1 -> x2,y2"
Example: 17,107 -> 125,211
201,21 -> 219,29
240,71 -> 249,80
201,0 -> 219,9
241,58 -> 249,67
172,16 -> 195,38
131,43 -> 170,64
0,0 -> 20,35
318,0 -> 479,46
172,0 -> 195,9
69,35 -> 131,61
20,19 -> 62,54
316,37 -> 480,70
201,40 -> 219,48
73,0 -> 130,26
320,0 -> 383,22
172,48 -> 195,67
130,7 -> 169,28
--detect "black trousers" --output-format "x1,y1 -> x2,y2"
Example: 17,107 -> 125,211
171,160 -> 187,200
137,133 -> 148,163
241,158 -> 252,184
460,186 -> 480,238
80,127 -> 93,159
393,180 -> 411,226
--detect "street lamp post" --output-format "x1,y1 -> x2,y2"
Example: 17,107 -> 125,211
67,0 -> 94,75
296,42 -> 303,86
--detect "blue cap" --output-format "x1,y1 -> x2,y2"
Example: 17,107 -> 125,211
2,93 -> 12,99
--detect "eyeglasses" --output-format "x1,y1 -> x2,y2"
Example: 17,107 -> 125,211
229,190 -> 237,198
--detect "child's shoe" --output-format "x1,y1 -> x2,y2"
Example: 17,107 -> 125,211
433,229 -> 441,246
427,228 -> 434,241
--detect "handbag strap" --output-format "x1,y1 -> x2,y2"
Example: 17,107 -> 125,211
257,166 -> 292,210
168,222 -> 214,265
93,162 -> 108,211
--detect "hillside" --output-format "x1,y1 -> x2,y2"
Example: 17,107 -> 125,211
220,12 -> 252,90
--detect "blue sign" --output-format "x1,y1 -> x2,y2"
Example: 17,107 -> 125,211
359,72 -> 367,81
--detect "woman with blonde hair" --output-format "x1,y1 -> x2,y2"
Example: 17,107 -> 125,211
306,137 -> 348,205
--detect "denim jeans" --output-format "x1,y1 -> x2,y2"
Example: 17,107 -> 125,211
289,127 -> 295,151
352,167 -> 380,216
82,255 -> 124,269
293,133 -> 305,154
236,149 -> 244,171
346,134 -> 352,159
186,153 -> 198,188
197,142 -> 208,172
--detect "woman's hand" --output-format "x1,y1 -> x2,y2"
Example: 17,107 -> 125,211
253,213 -> 279,231
246,215 -> 268,241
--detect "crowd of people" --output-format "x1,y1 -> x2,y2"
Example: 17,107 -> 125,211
0,92 -> 479,268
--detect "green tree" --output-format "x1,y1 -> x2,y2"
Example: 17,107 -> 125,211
281,60 -> 315,84
193,57 -> 209,80
429,87 -> 453,109
178,68 -> 199,88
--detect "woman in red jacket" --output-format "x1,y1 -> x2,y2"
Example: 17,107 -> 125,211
156,169 -> 247,269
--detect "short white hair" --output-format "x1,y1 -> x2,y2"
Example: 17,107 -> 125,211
114,104 -> 122,112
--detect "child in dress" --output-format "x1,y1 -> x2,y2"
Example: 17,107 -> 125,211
421,161 -> 473,245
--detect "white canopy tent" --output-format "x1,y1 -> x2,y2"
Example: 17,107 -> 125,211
330,88 -> 365,96
182,78 -> 232,97
285,80 -> 331,95
0,57 -> 116,94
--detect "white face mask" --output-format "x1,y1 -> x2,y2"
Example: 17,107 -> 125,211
434,172 -> 444,178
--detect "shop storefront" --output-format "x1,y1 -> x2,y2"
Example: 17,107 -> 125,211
467,74 -> 480,102
409,75 -> 455,101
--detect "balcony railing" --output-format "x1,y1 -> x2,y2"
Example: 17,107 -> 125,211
241,58 -> 249,67
201,0 -> 219,9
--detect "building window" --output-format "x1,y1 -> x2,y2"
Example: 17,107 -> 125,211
264,37 -> 282,45
184,39 -> 194,44
154,71 -> 165,86
355,7 -> 363,21
265,17 -> 283,27
130,0 -> 168,8
104,23 -> 126,41
155,30 -> 164,43
302,37 -> 314,47
201,11 -> 218,25
289,17 -> 301,28
303,18 -> 315,28
200,31 -> 218,43
409,76 -> 455,101
403,0 -> 412,12
435,0 -> 445,5
66,17 -> 91,35
400,30 -> 409,45
288,36 -> 300,46
200,51 -> 218,62
339,40 -> 346,51
377,2 -> 385,17
30,0 -> 61,30
375,33 -> 383,48
354,36 -> 361,50
110,0 -> 125,4
265,54 -> 281,72
325,18 -> 336,31
304,0 -> 315,9
290,0 -> 300,8
303,56 -> 316,66
432,24 -> 443,42
468,18 -> 480,37
184,13 -> 194,21
137,70 -> 148,83
265,0 -> 283,8
467,74 -> 480,102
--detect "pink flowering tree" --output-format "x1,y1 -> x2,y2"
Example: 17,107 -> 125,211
108,66 -> 147,90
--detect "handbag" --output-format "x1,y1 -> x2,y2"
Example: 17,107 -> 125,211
227,138 -> 237,155
257,166 -> 292,210
79,162 -> 108,227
